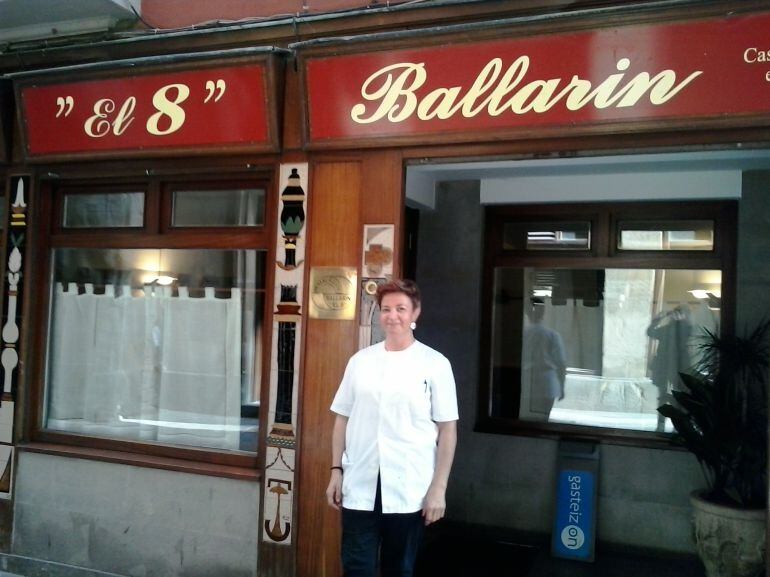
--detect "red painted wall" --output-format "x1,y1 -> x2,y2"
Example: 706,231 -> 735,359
141,0 -> 405,29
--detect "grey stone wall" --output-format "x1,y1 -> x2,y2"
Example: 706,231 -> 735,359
415,181 -> 703,553
737,171 -> 770,328
13,452 -> 258,577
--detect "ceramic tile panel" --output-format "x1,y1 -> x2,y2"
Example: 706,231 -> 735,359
261,164 -> 308,546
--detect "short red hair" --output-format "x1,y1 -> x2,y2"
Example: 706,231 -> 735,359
375,279 -> 421,309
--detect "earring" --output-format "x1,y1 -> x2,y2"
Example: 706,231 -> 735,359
410,321 -> 417,330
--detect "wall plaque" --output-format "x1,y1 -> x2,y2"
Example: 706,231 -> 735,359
309,267 -> 358,320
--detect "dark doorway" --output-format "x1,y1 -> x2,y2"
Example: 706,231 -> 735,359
403,205 -> 420,281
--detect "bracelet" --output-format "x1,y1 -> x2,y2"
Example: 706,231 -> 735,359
330,466 -> 343,473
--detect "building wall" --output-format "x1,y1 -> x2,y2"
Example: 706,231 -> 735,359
3,3 -> 768,575
415,180 -> 706,553
13,452 -> 259,577
737,171 -> 770,328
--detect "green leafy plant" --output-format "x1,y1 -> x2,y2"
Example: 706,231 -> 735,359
658,320 -> 770,508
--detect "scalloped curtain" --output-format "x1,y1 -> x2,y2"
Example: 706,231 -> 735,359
46,283 -> 242,450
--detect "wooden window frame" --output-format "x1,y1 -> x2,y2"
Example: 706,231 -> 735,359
28,167 -> 277,474
163,180 -> 269,232
478,200 -> 738,445
53,183 -> 149,233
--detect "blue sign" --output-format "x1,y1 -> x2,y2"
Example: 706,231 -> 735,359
552,468 -> 596,560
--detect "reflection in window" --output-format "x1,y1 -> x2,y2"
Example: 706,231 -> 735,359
490,267 -> 721,432
63,192 -> 144,228
172,188 -> 265,227
503,221 -> 591,251
44,248 -> 265,452
618,220 -> 714,251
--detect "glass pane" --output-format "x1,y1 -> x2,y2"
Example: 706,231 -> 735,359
172,188 -> 265,227
489,267 -> 722,432
503,221 -> 590,250
44,248 -> 266,453
63,192 -> 144,228
618,220 -> 714,250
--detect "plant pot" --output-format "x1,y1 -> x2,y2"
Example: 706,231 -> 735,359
690,490 -> 766,577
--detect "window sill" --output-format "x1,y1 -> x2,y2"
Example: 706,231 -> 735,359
18,442 -> 261,481
474,417 -> 685,450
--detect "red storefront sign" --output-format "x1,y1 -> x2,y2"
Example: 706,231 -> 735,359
303,12 -> 770,146
17,56 -> 280,159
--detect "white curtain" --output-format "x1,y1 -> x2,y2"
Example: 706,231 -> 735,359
47,283 -> 242,450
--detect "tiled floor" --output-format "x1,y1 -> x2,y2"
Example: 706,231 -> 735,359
415,522 -> 704,577
525,547 -> 703,577
415,534 -> 538,576
0,528 -> 705,577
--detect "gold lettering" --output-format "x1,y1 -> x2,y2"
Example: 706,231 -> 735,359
459,58 -> 503,117
591,58 -> 634,108
84,99 -> 115,138
743,48 -> 770,63
112,97 -> 136,136
348,56 -> 703,124
416,87 -> 462,120
147,84 -> 189,136
486,57 -> 530,116
351,63 -> 426,124
512,79 -> 563,113
523,78 -> 581,112
565,59 -> 632,109
618,69 -> 702,107
502,79 -> 556,114
452,58 -> 503,118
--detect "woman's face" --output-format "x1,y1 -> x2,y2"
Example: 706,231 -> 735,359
380,292 -> 421,339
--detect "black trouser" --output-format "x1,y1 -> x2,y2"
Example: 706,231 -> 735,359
341,477 -> 425,577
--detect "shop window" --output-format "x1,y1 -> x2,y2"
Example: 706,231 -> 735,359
35,174 -> 272,468
171,185 -> 265,227
617,219 -> 714,251
481,201 -> 735,438
503,220 -> 591,251
62,190 -> 144,228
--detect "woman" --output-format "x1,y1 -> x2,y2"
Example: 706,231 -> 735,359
326,279 -> 459,577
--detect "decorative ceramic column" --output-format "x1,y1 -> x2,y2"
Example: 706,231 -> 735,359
0,175 -> 30,500
273,285 -> 300,437
279,168 -> 306,270
261,164 -> 308,548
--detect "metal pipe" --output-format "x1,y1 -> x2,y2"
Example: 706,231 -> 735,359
290,0 -> 739,49
3,46 -> 290,79
0,0 -> 732,60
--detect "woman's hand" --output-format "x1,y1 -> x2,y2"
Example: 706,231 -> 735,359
326,470 -> 343,510
422,420 -> 456,525
421,483 -> 447,525
327,415 -> 348,510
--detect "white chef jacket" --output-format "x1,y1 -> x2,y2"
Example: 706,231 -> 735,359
330,340 -> 459,514
521,322 -> 567,400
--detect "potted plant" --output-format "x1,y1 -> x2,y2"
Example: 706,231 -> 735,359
658,320 -> 769,577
